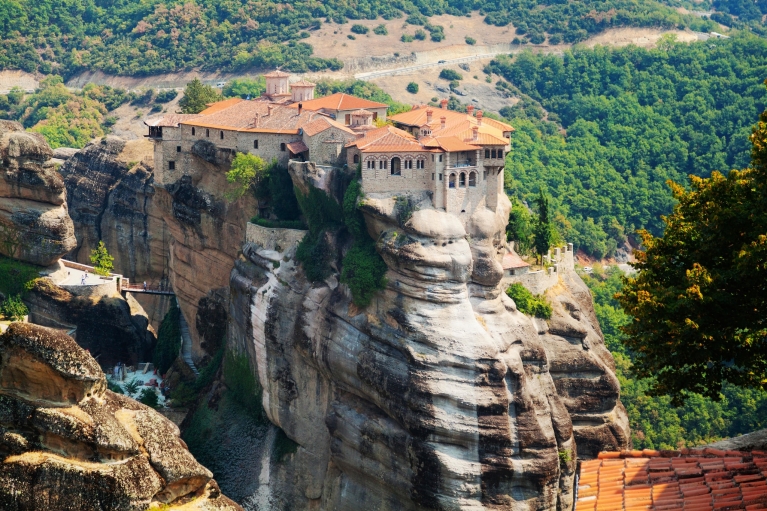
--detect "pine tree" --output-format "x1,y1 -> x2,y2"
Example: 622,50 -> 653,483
178,78 -> 221,114
89,241 -> 114,276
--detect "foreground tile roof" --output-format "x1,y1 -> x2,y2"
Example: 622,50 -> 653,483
502,251 -> 530,270
577,448 -> 767,510
346,125 -> 432,153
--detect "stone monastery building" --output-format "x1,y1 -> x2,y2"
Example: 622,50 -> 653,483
146,72 -> 513,217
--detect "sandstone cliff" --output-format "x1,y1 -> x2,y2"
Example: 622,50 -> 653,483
60,136 -> 171,327
218,164 -> 629,510
0,322 -> 241,511
0,121 -> 76,266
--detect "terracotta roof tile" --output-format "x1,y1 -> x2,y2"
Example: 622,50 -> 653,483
264,70 -> 290,77
286,140 -> 309,154
346,126 -> 428,153
144,114 -> 201,127
289,92 -> 388,112
502,251 -> 530,270
291,79 -> 316,87
576,450 -> 767,510
198,97 -> 242,115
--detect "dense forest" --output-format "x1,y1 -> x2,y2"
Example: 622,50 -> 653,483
491,34 -> 767,257
584,267 -> 767,449
0,0 -> 720,77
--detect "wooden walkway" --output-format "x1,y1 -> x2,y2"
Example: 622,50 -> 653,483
122,285 -> 175,296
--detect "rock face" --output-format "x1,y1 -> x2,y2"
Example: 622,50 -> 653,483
224,165 -> 629,510
60,136 -> 167,283
0,322 -> 242,511
0,120 -> 76,266
24,278 -> 156,368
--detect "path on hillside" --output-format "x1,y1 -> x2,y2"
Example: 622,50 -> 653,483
354,48 -> 563,80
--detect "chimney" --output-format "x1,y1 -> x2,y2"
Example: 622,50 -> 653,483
440,116 -> 446,130
467,105 -> 474,116
426,108 -> 433,123
476,110 -> 483,125
253,113 -> 259,128
298,103 -> 303,115
440,99 -> 448,109
267,105 -> 273,117
472,126 -> 479,141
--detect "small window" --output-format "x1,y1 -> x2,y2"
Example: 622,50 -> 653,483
373,112 -> 378,120
168,161 -> 175,170
469,172 -> 476,187
206,129 -> 210,137
353,154 -> 359,163
492,149 -> 497,158
280,143 -> 286,151
439,173 -> 442,181
191,127 -> 196,136
345,114 -> 351,125
367,161 -> 373,169
176,146 -> 181,152
254,140 -> 259,149
449,174 -> 456,188
439,155 -> 443,162
432,154 -> 434,161
432,173 -> 435,180
485,149 -> 490,158
220,131 -> 224,140
459,173 -> 466,187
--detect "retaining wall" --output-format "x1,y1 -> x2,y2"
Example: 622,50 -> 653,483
245,222 -> 308,253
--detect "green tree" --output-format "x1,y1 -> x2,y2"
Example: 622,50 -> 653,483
506,198 -> 534,254
223,77 -> 266,99
406,82 -> 419,94
225,153 -> 267,201
179,79 -> 221,114
533,191 -> 553,263
89,241 -> 114,276
617,105 -> 767,403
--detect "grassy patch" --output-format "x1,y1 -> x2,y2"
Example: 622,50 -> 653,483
0,255 -> 41,297
506,283 -> 552,319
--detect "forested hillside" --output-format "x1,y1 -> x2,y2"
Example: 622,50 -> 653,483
492,34 -> 767,257
1,0 -> 718,77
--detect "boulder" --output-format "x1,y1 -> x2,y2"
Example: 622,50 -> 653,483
0,323 -> 241,511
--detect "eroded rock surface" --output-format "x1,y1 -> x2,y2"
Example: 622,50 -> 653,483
224,165 -> 629,510
0,322 -> 241,511
0,121 -> 76,265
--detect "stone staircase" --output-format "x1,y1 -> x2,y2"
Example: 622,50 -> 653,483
179,313 -> 199,376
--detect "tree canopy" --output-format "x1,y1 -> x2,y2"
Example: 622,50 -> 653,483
225,153 -> 267,201
179,79 -> 220,114
617,101 -> 767,404
89,241 -> 114,276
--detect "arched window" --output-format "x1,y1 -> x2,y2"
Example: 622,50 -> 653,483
353,154 -> 359,164
220,131 -> 224,140
469,172 -> 476,187
459,173 -> 466,187
449,174 -> 456,188
391,157 -> 401,176
192,127 -> 196,136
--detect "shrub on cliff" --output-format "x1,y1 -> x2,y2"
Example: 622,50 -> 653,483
407,82 -> 419,94
439,69 -> 462,81
0,295 -> 28,322
0,255 -> 39,297
295,184 -> 344,282
340,180 -> 388,307
506,283 -> 552,318
139,388 -> 159,409
154,303 -> 181,375
225,153 -> 267,201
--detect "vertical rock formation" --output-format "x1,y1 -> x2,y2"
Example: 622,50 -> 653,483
0,322 -> 242,511
0,121 -> 76,266
222,165 -> 629,510
60,136 -> 171,327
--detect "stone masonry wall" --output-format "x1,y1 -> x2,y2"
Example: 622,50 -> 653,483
245,222 -> 307,252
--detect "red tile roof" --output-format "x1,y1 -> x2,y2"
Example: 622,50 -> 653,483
288,92 -> 388,112
346,126 -> 432,153
577,448 -> 767,510
502,251 -> 530,270
144,114 -> 201,127
286,141 -> 309,154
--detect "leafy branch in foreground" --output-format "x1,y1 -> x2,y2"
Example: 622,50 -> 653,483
617,101 -> 767,404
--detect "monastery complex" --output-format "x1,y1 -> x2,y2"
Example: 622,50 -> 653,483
146,71 -> 513,220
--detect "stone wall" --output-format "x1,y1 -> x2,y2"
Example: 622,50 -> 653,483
60,279 -> 117,298
245,222 -> 307,252
503,243 -> 576,295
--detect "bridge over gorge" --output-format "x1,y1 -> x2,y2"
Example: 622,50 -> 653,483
121,283 -> 175,296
